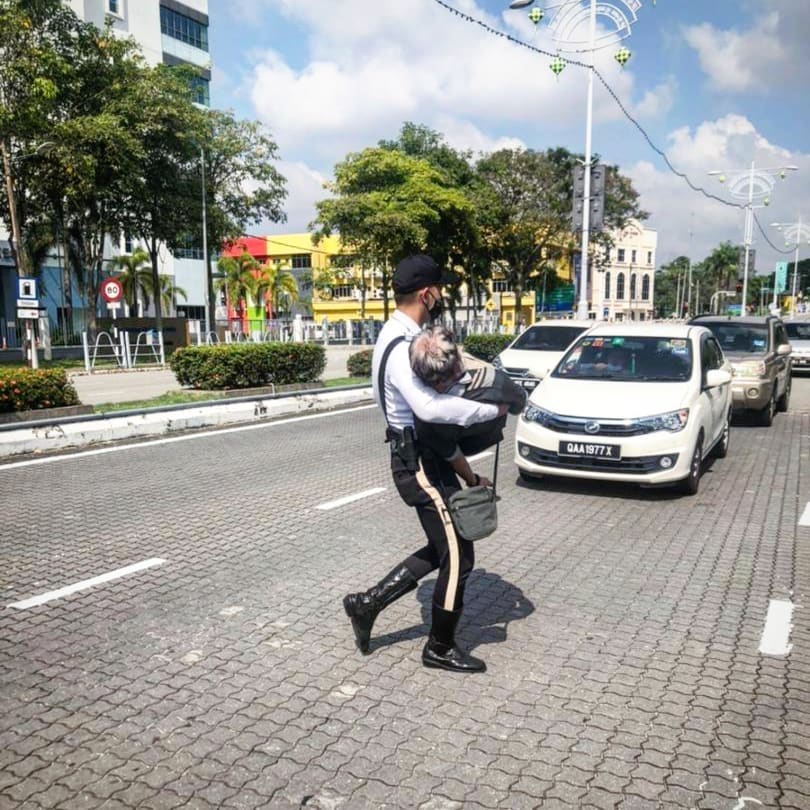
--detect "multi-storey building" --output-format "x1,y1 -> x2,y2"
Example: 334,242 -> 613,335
591,220 -> 657,321
67,0 -> 211,324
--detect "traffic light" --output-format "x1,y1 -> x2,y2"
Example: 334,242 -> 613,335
735,282 -> 743,294
571,165 -> 608,233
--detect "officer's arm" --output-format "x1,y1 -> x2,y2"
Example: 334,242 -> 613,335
447,449 -> 480,487
390,346 -> 499,427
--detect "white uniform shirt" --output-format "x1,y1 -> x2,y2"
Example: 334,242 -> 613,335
371,310 -> 499,432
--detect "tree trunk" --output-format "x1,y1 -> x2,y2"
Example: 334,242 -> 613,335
149,236 -> 163,333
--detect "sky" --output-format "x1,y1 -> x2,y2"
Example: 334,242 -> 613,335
206,0 -> 810,274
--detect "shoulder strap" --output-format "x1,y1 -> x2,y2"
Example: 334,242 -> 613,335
377,335 -> 406,426
491,441 -> 499,495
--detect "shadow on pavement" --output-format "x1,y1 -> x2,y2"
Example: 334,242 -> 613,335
369,568 -> 534,654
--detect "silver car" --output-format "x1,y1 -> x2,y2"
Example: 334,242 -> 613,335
786,320 -> 810,373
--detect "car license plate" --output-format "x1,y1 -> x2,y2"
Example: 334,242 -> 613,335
558,440 -> 621,460
520,379 -> 537,389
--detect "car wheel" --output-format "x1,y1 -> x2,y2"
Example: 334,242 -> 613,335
713,409 -> 731,459
679,434 -> 703,495
777,376 -> 791,413
758,390 -> 776,426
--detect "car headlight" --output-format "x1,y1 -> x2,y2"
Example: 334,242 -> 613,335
492,356 -> 503,370
731,360 -> 767,378
636,409 -> 690,433
522,404 -> 553,426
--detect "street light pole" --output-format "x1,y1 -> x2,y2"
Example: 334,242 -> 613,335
709,162 -> 797,316
771,215 -> 810,319
200,147 -> 213,339
576,0 -> 597,320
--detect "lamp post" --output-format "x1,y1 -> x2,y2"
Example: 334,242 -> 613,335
708,162 -> 798,316
770,216 -> 810,319
507,0 -> 649,320
710,290 -> 736,314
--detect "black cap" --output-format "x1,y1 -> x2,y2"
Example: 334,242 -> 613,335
392,254 -> 453,294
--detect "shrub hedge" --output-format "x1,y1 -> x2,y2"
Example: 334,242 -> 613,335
347,349 -> 373,377
169,342 -> 326,389
462,333 -> 513,362
0,368 -> 80,413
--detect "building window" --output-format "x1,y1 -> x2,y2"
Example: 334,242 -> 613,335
604,271 -> 611,299
174,234 -> 203,260
160,5 -> 209,51
647,251 -> 653,265
631,249 -> 637,264
190,75 -> 210,107
124,234 -> 134,254
616,273 -> 625,300
630,274 -> 637,300
291,254 -> 312,269
617,248 -> 626,263
107,0 -> 122,16
331,285 -> 354,299
642,275 -> 650,301
492,280 -> 512,292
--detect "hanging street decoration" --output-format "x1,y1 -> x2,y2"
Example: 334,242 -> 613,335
550,55 -> 566,77
528,6 -> 544,24
614,46 -> 631,67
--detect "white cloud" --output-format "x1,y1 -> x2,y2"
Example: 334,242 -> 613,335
263,160 -> 329,234
624,115 -> 810,273
684,1 -> 810,93
633,77 -> 677,120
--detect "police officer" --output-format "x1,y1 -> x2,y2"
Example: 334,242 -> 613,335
343,254 -> 507,673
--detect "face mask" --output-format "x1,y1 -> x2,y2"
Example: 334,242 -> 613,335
423,290 -> 444,322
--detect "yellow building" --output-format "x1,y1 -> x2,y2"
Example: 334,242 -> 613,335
250,232 -> 579,327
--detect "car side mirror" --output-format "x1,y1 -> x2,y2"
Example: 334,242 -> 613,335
777,343 -> 792,356
705,368 -> 732,388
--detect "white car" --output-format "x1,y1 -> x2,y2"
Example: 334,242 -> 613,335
515,324 -> 733,494
493,320 -> 593,391
786,320 -> 810,373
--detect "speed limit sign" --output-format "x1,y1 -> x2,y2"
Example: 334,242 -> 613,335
100,278 -> 123,304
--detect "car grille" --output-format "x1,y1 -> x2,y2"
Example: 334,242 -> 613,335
519,443 -> 675,475
541,414 -> 655,437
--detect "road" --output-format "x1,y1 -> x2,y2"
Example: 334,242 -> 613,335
1,377 -> 809,809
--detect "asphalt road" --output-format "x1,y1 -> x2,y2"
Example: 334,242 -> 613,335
1,377 -> 809,809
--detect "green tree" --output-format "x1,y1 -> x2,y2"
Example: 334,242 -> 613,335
312,147 -> 473,319
153,274 -> 187,316
256,261 -> 298,318
109,247 -> 152,315
215,251 -> 260,322
654,256 -> 690,318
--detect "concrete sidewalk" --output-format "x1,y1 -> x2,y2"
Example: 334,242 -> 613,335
68,343 -> 362,405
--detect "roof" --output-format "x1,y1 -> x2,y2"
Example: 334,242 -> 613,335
531,319 -> 593,328
690,315 -> 777,326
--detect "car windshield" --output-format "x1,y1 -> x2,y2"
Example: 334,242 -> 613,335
785,322 -> 810,340
510,325 -> 587,352
553,336 -> 693,382
700,322 -> 768,354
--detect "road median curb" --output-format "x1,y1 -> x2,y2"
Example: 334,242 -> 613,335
0,385 -> 374,459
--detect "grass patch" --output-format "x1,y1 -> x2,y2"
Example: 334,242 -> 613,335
0,358 -> 97,370
93,377 -> 372,413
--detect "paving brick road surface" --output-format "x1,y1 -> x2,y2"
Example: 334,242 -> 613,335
1,378 -> 809,809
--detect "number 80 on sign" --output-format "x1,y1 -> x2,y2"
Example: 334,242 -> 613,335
100,278 -> 123,304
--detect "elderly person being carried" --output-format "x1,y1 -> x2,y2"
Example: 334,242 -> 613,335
409,325 -> 526,488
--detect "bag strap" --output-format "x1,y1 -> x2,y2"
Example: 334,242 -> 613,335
491,441 -> 499,496
377,335 -> 406,427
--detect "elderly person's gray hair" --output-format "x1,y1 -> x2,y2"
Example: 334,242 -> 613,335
409,326 -> 463,388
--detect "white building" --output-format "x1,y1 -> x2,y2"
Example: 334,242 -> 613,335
66,0 -> 211,323
592,220 -> 657,321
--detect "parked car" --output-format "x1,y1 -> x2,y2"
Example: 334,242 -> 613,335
493,320 -> 592,391
688,314 -> 792,425
785,320 -> 810,374
515,324 -> 732,494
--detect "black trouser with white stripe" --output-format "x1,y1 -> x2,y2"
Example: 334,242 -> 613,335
390,451 -> 475,611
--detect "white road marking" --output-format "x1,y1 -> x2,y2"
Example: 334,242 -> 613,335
799,502 -> 810,527
7,558 -> 166,610
315,487 -> 387,511
758,600 -> 794,656
0,404 -> 377,471
468,451 -> 493,463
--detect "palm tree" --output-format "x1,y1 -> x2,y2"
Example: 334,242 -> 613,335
256,261 -> 299,318
215,252 -> 260,328
109,248 -> 152,316
154,274 -> 187,316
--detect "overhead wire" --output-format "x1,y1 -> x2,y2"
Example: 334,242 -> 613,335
431,0 -> 744,209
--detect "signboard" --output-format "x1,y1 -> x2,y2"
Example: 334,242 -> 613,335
17,308 -> 41,320
540,282 -> 575,313
774,261 -> 788,294
100,278 -> 123,304
726,303 -> 742,316
18,278 -> 37,300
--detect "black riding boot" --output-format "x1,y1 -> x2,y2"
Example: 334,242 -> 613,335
343,564 -> 418,654
422,604 -> 486,673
